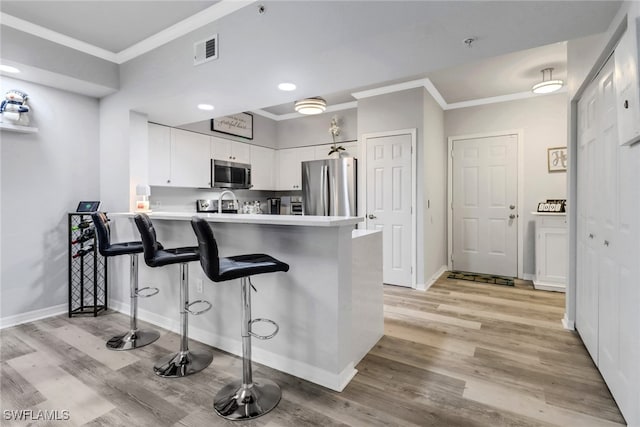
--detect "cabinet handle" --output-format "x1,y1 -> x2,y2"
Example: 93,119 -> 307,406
624,100 -> 629,109
604,240 -> 610,247
588,233 -> 594,239
167,179 -> 171,183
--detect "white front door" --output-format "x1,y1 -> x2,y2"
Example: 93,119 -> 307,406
451,135 -> 518,277
365,132 -> 414,287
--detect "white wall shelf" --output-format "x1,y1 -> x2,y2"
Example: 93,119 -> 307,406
0,123 -> 39,134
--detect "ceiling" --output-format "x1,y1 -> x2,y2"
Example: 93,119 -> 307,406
0,1 -> 622,125
0,1 -> 219,53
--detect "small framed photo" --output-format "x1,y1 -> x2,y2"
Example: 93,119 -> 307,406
548,147 -> 567,173
211,112 -> 253,139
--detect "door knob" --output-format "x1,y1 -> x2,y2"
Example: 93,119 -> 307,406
509,205 -> 516,210
368,214 -> 377,219
509,214 -> 516,219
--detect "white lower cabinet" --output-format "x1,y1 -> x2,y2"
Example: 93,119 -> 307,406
533,213 -> 566,292
276,146 -> 315,190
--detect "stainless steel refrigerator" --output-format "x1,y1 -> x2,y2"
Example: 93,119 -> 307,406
302,158 -> 357,216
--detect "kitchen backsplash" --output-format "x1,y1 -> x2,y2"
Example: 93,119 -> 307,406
149,186 -> 300,213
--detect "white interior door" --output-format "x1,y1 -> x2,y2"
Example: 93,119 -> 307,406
576,77 -> 600,363
451,135 -> 518,277
366,133 -> 414,287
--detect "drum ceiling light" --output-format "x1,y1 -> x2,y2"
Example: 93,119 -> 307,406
532,67 -> 563,94
294,97 -> 327,115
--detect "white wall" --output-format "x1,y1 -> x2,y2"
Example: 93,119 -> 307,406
357,87 -> 447,287
444,93 -> 568,277
276,108 -> 357,149
1,78 -> 100,323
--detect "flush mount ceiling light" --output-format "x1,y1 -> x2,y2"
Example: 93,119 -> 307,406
278,82 -> 296,91
532,67 -> 563,94
0,65 -> 20,73
294,97 -> 326,115
197,103 -> 214,111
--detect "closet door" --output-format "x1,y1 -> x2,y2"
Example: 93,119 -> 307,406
576,70 -> 600,362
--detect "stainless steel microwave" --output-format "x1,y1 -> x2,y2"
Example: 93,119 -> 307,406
211,159 -> 252,189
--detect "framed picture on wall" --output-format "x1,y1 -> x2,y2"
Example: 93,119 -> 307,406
211,112 -> 253,139
548,146 -> 567,172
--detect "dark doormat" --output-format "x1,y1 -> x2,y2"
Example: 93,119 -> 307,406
447,270 -> 515,286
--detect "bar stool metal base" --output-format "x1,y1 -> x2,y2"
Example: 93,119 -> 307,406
213,378 -> 281,420
153,349 -> 213,378
106,329 -> 160,351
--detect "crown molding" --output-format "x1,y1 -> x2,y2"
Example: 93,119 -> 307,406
1,12 -> 118,62
351,77 -> 566,111
1,1 -> 255,64
252,101 -> 358,121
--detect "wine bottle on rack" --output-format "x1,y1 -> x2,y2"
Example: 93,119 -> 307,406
71,228 -> 95,245
71,221 -> 92,231
72,245 -> 94,258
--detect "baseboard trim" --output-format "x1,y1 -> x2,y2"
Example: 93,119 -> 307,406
109,299 -> 357,391
533,281 -> 566,293
418,265 -> 448,291
562,313 -> 575,331
0,303 -> 67,330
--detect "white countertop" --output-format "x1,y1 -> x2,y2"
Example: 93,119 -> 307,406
110,211 -> 364,227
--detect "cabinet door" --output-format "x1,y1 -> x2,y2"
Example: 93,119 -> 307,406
170,128 -> 211,188
148,123 -> 172,186
211,136 -> 231,161
614,18 -> 640,146
232,142 -> 251,164
250,145 -> 275,190
277,147 -> 315,190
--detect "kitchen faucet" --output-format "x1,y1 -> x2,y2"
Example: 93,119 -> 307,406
218,190 -> 238,214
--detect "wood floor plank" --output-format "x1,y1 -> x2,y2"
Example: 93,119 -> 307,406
7,351 -> 116,426
0,274 -> 623,427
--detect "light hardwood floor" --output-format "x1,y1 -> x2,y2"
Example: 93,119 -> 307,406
0,274 -> 625,426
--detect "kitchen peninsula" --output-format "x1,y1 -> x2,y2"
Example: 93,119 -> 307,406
108,212 -> 383,391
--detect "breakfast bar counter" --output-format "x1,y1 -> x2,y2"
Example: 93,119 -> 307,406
107,212 -> 383,391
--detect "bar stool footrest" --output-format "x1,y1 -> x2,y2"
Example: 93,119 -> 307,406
249,318 -> 279,340
136,286 -> 159,298
185,300 -> 212,316
214,378 -> 281,420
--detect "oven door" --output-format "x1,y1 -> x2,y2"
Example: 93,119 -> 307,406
212,160 -> 252,189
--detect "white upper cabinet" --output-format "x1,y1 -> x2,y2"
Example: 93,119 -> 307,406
211,136 -> 251,164
148,123 -> 172,186
615,14 -> 640,146
276,146 -> 315,190
250,145 -> 275,191
314,141 -> 359,160
170,128 -> 211,188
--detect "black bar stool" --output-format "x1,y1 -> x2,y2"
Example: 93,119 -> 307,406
134,213 -> 213,378
191,216 -> 289,420
91,212 -> 160,350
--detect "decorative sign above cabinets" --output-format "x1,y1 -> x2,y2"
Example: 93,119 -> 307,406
211,112 -> 253,139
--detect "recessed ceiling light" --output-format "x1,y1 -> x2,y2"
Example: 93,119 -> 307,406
198,104 -> 214,111
278,82 -> 297,91
0,65 -> 20,74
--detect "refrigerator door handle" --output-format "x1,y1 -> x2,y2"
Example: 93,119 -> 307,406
321,164 -> 329,216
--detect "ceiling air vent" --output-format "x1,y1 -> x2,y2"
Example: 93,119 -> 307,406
194,34 -> 218,66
